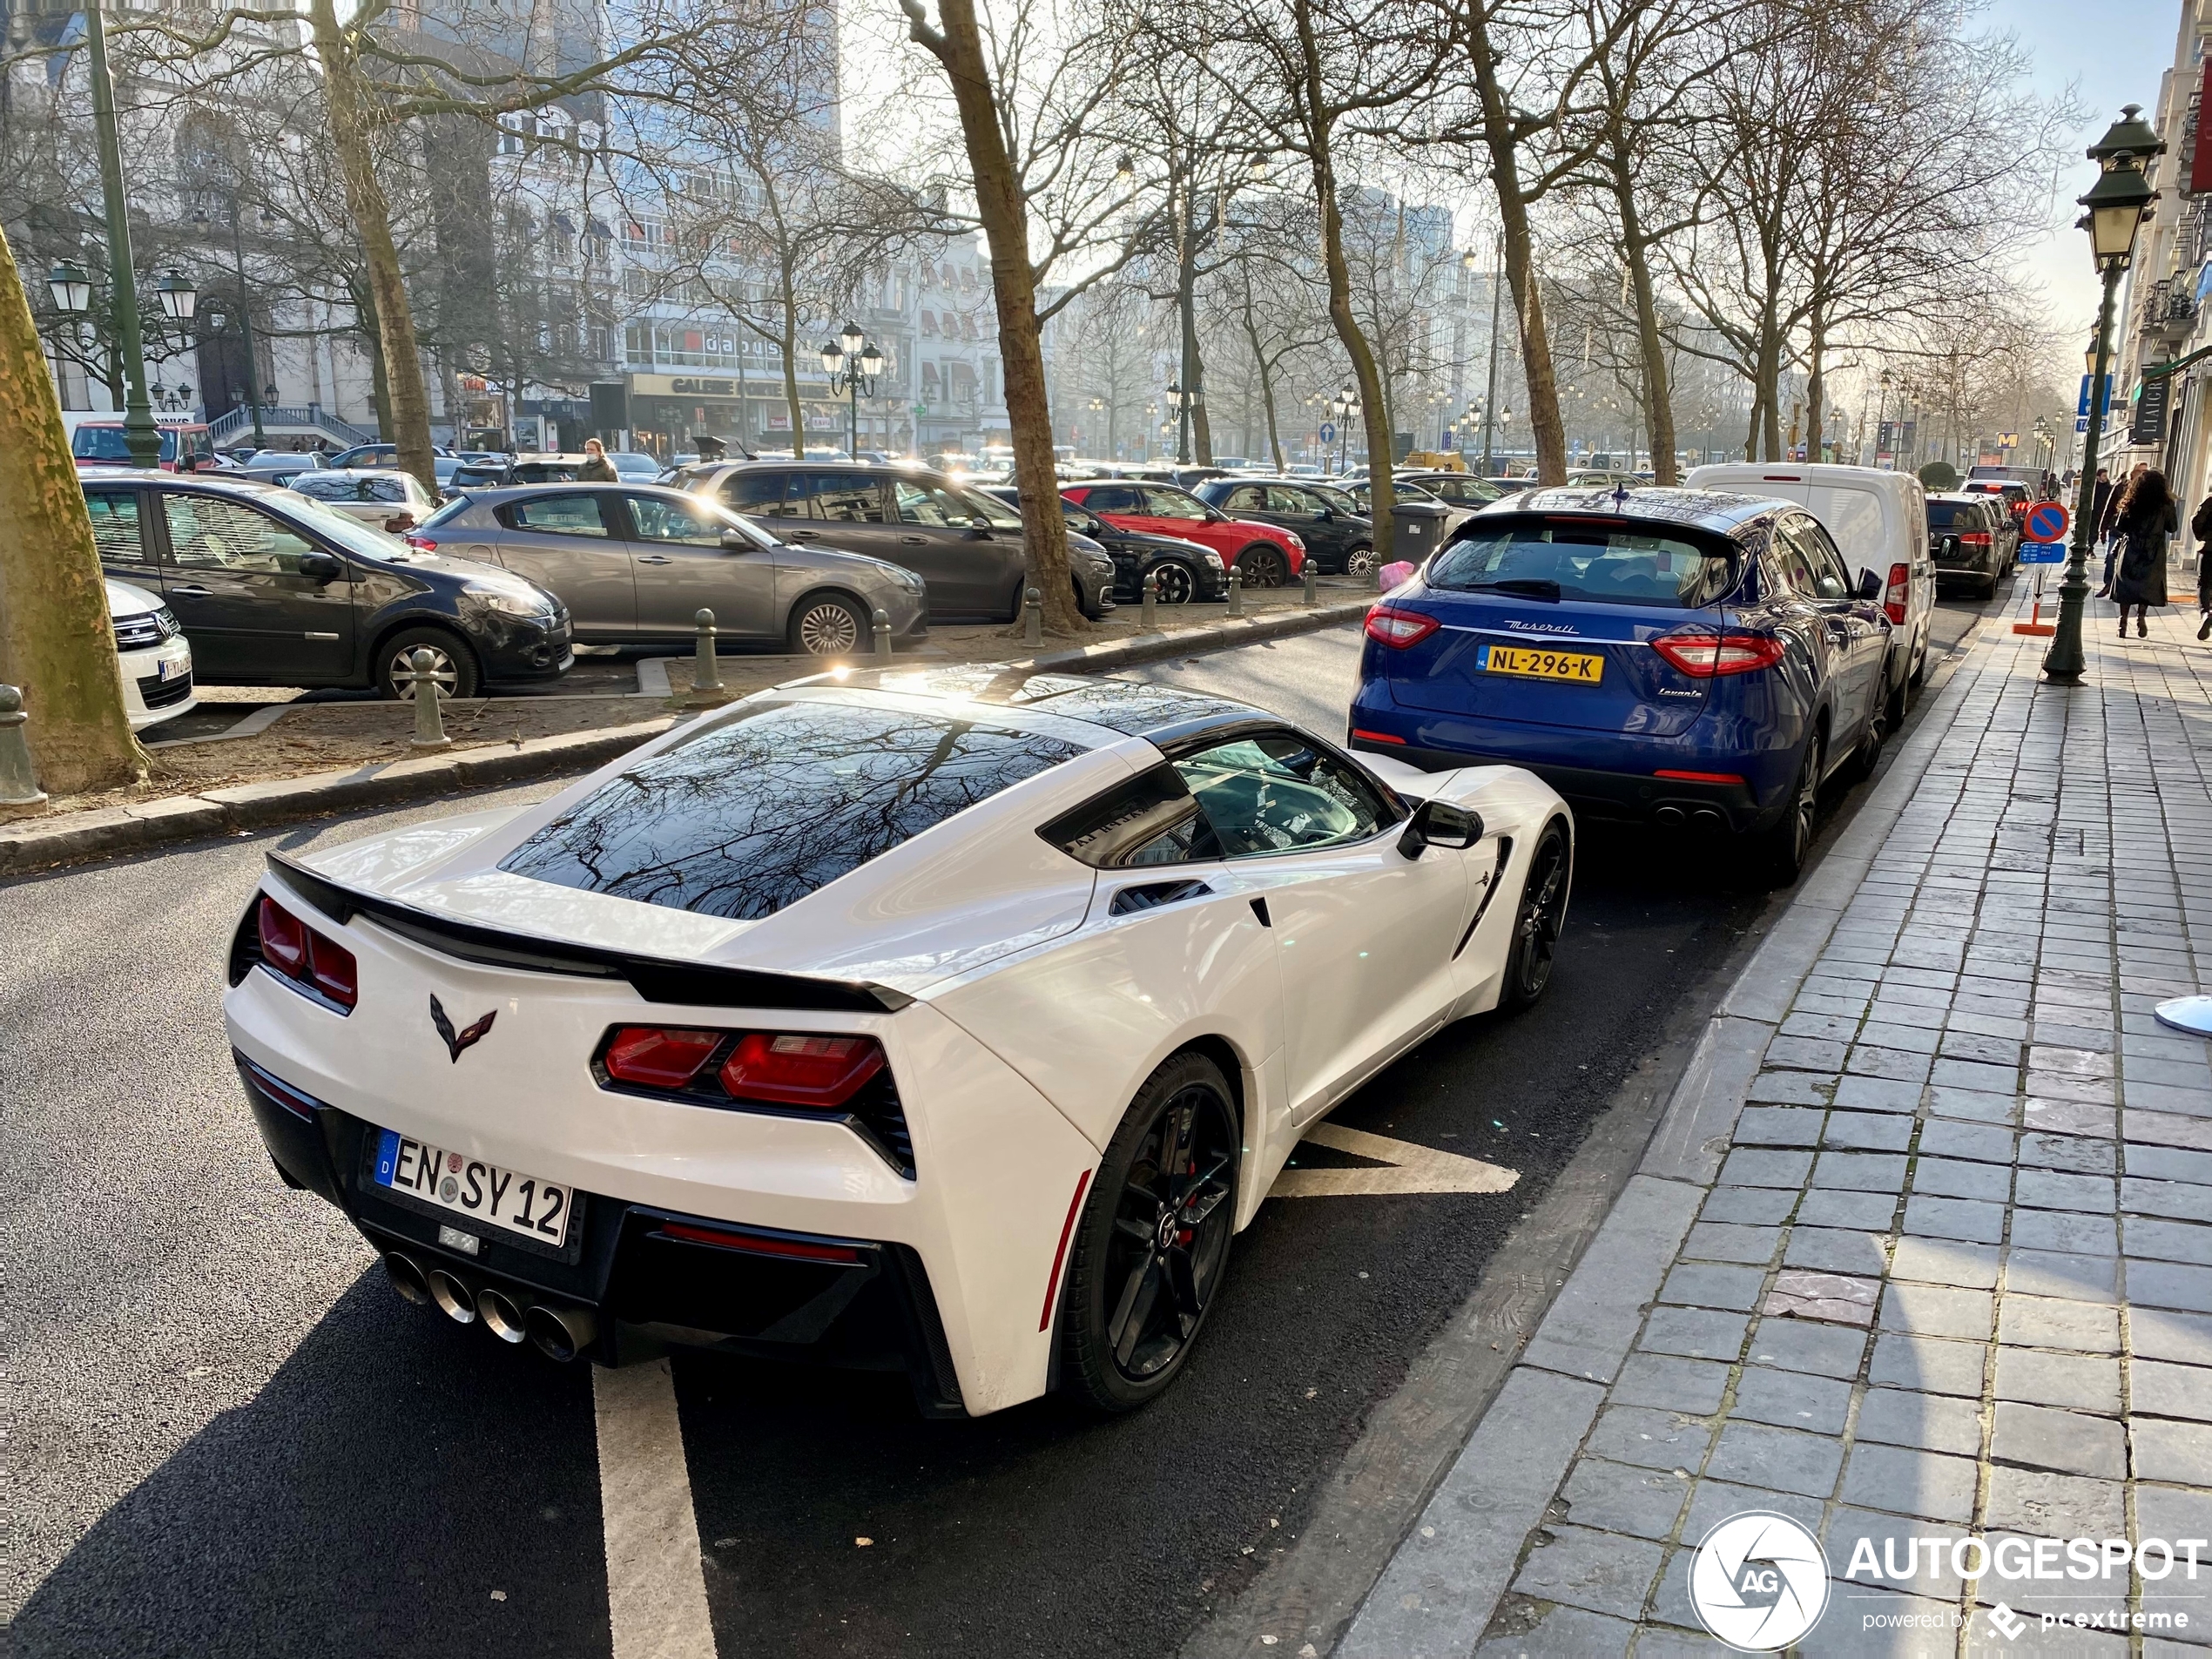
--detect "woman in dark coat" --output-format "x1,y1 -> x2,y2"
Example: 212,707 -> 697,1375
2112,468 -> 2176,638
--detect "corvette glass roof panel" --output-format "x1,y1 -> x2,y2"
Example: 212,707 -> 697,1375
819,666 -> 1252,737
499,700 -> 1088,921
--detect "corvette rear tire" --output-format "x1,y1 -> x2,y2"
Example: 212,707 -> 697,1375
1059,1049 -> 1239,1413
1501,820 -> 1570,1009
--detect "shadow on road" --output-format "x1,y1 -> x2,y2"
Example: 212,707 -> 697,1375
15,1274 -> 608,1659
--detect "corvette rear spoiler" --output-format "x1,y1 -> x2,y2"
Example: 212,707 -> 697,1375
263,851 -> 913,1014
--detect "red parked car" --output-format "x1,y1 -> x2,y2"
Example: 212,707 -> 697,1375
1061,481 -> 1306,587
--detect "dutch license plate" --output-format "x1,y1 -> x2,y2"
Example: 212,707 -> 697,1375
373,1128 -> 571,1247
1479,642 -> 1604,685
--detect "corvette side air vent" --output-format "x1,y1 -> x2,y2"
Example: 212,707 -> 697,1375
1109,880 -> 1212,916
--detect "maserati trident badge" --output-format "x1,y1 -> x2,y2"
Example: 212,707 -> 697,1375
429,995 -> 496,1062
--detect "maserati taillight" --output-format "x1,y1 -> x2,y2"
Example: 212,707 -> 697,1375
1885,563 -> 1910,627
1651,631 -> 1787,677
1366,604 -> 1440,648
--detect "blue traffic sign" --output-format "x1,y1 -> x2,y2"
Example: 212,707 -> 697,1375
2078,374 -> 2113,417
2020,541 -> 2067,564
2023,501 -> 2069,543
1319,421 -> 1336,443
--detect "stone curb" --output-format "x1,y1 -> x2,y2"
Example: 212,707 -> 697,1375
1336,586 -> 2021,1656
0,718 -> 676,879
0,604 -> 1372,880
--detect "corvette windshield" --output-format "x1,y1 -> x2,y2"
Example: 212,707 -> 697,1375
498,701 -> 1087,921
1428,522 -> 1736,608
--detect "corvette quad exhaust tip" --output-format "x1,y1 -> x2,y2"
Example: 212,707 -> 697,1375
425,1267 -> 477,1324
476,1286 -> 528,1344
382,1251 -> 432,1306
524,1303 -> 597,1363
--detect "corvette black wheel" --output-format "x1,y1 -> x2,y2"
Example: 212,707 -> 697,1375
1060,1049 -> 1238,1412
1501,820 -> 1570,1009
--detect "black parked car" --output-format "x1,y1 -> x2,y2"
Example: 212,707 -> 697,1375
978,487 -> 1228,604
78,469 -> 571,699
668,460 -> 1116,622
1193,476 -> 1377,577
1925,493 -> 2013,597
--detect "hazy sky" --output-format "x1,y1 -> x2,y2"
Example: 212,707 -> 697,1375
1990,0 -> 2177,341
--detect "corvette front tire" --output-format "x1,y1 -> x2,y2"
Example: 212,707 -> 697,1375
1059,1049 -> 1239,1413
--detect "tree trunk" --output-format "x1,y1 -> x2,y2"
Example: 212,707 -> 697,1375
778,274 -> 805,455
906,0 -> 1083,631
309,0 -> 437,493
0,221 -> 143,798
1292,0 -> 1392,554
1804,307 -> 1825,466
1610,152 -> 1677,486
353,276 -> 395,439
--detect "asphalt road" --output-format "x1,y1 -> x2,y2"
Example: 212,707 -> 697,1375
3,594 -> 1994,1658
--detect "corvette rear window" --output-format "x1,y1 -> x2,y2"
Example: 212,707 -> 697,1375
499,702 -> 1087,920
1429,522 -> 1736,608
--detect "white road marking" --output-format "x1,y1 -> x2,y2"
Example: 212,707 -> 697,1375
594,1357 -> 718,1659
1270,1122 -> 1520,1197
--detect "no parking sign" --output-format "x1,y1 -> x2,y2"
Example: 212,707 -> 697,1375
2023,501 -> 2068,544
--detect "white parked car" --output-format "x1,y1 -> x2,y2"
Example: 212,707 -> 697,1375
223,671 -> 1571,1415
282,468 -> 441,533
1687,462 -> 1935,698
109,577 -> 194,729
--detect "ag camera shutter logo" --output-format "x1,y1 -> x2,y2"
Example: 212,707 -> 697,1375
1689,1511 -> 1831,1650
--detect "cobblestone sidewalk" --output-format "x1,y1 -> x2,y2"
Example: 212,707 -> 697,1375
1344,584 -> 2212,1657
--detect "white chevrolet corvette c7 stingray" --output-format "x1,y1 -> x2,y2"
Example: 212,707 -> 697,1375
224,666 -> 1572,1415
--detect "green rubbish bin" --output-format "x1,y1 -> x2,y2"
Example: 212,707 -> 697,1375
1386,500 -> 1450,570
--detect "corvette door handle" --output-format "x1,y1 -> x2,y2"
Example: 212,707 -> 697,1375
635,555 -> 672,564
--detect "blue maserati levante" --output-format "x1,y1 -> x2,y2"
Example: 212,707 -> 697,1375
1348,488 -> 1896,882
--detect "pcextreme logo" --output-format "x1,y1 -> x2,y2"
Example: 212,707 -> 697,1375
1689,1511 -> 1830,1651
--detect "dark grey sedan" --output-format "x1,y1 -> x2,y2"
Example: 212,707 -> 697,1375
408,483 -> 929,657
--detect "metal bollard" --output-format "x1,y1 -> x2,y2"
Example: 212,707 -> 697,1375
692,607 -> 722,692
1142,566 -> 1158,631
1227,565 -> 1243,617
1023,585 -> 1042,648
873,607 -> 894,665
0,685 -> 47,811
1303,556 -> 1318,609
407,649 -> 451,749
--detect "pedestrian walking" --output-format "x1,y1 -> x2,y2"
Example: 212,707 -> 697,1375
577,437 -> 617,482
2193,491 -> 2212,640
2096,464 -> 2138,595
2110,467 -> 2175,639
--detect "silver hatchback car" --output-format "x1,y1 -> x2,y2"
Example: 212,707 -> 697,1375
408,482 -> 929,656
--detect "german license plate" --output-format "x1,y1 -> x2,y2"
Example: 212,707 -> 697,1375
1479,642 -> 1604,684
372,1128 -> 571,1246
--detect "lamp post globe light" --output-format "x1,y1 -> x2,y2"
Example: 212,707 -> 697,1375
819,321 -> 881,457
78,0 -> 163,467
2046,103 -> 2164,685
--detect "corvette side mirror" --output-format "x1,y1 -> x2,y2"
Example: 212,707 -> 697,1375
1399,798 -> 1481,859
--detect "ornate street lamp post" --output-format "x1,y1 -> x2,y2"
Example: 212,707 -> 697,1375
83,0 -> 161,467
819,320 -> 880,457
2047,105 -> 2163,685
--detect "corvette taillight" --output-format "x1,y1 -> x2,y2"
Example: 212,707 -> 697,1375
603,1026 -> 720,1088
720,1033 -> 887,1109
255,895 -> 357,1012
1885,563 -> 1909,627
1651,631 -> 1786,677
1366,604 -> 1440,648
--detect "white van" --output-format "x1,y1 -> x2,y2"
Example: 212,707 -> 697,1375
1685,462 -> 1936,693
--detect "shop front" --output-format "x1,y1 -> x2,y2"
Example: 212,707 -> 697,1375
624,372 -> 848,460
